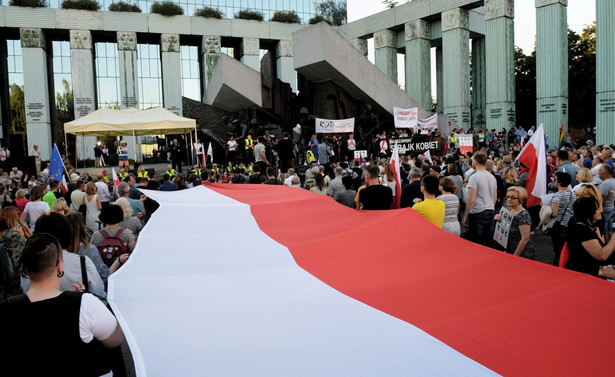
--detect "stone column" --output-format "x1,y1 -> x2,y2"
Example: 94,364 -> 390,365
70,30 -> 97,160
405,20 -> 432,111
240,38 -> 260,72
0,41 -> 9,139
349,38 -> 368,57
436,46 -> 443,114
201,35 -> 221,93
117,31 -> 138,158
21,28 -> 52,159
596,0 -> 615,145
535,0 -> 568,147
442,8 -> 471,129
472,38 -> 487,130
276,40 -> 297,93
485,0 -> 515,132
374,29 -> 398,83
161,34 -> 182,116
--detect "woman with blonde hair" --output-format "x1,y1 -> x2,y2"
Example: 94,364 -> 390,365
52,197 -> 71,215
14,189 -> 28,215
114,197 -> 143,238
1,206 -> 30,267
381,163 -> 398,207
495,186 -> 534,259
572,167 -> 593,192
84,181 -> 102,232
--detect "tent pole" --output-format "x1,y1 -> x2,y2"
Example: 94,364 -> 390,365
189,131 -> 194,167
132,130 -> 137,167
81,133 -> 85,169
185,133 -> 190,166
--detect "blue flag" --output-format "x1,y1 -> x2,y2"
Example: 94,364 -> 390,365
49,144 -> 65,183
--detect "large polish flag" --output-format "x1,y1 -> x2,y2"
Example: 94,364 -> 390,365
516,124 -> 547,207
109,185 -> 615,377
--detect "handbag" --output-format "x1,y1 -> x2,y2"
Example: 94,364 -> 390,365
546,191 -> 573,235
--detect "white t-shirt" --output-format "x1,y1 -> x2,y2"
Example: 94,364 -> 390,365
79,293 -> 118,343
347,138 -> 356,151
467,170 -> 497,214
24,200 -> 50,231
194,143 -> 203,155
227,140 -> 238,151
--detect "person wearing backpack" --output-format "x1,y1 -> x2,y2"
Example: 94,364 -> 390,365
90,205 -> 134,268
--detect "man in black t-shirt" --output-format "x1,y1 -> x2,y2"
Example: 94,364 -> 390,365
358,163 -> 392,210
275,132 -> 295,173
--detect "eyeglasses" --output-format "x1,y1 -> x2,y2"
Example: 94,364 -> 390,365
505,196 -> 519,200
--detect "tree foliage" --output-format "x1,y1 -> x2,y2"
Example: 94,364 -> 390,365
314,0 -> 346,26
61,0 -> 101,11
568,23 -> 596,129
514,23 -> 596,131
9,84 -> 26,134
150,1 -> 183,16
235,9 -> 264,21
194,7 -> 223,18
9,0 -> 47,7
108,1 -> 141,12
271,10 -> 301,24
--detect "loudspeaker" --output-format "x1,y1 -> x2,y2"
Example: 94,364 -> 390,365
8,134 -> 25,157
10,156 -> 36,176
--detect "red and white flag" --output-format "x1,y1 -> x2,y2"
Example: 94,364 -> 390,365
390,143 -> 402,208
112,167 -> 120,199
516,124 -> 547,207
109,185 -> 615,377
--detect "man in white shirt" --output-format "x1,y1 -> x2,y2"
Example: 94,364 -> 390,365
70,181 -> 86,211
9,167 -> 23,181
95,174 -> 111,208
30,144 -> 41,175
461,152 -> 497,247
284,168 -> 297,187
346,133 -> 356,161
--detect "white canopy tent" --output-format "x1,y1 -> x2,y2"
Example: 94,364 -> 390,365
64,107 -> 197,164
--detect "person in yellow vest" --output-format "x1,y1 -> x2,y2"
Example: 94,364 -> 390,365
191,165 -> 202,176
244,135 -> 254,164
226,161 -> 234,174
246,162 -> 254,174
306,149 -> 316,164
211,163 -> 221,180
101,170 -> 110,183
118,168 -> 127,181
165,164 -> 177,177
137,165 -> 148,178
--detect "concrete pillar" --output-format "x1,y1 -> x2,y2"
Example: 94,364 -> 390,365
117,31 -> 138,158
349,38 -> 368,57
405,19 -> 432,111
442,8 -> 471,129
276,40 -> 297,93
596,0 -> 615,145
436,46 -> 444,115
239,38 -> 260,72
21,28 -> 52,159
535,0 -> 568,147
201,35 -> 221,93
485,0 -> 515,132
472,38 -> 487,130
161,34 -> 182,116
374,29 -> 398,83
0,41 -> 9,139
70,30 -> 97,160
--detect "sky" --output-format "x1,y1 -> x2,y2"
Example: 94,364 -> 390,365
347,0 -> 597,54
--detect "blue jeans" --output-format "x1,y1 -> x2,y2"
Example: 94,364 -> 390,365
468,209 -> 495,248
603,210 -> 614,235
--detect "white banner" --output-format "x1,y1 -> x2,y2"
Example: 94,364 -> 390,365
493,207 -> 514,249
458,134 -> 473,154
418,114 -> 438,134
394,107 -> 418,129
315,118 -> 355,133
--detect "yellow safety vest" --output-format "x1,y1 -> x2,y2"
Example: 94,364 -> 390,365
306,150 -> 316,163
247,165 -> 253,173
166,169 -> 176,176
118,172 -> 127,180
192,168 -> 202,175
137,171 -> 148,178
245,138 -> 254,149
450,136 -> 457,143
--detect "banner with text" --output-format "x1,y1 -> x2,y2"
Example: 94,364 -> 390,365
493,207 -> 514,249
316,118 -> 355,134
388,138 -> 440,155
418,114 -> 438,134
458,134 -> 473,154
394,107 -> 419,129
354,150 -> 368,162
